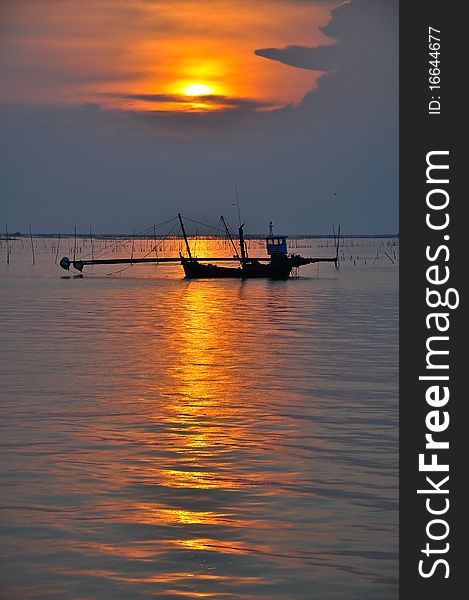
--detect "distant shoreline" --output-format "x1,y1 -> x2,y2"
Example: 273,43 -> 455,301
1,232 -> 399,240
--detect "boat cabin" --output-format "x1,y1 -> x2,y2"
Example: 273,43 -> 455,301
265,221 -> 288,256
265,235 -> 288,256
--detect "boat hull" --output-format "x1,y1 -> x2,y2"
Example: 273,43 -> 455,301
242,260 -> 292,280
181,259 -> 242,279
181,258 -> 292,280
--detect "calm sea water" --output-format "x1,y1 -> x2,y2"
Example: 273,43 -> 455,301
0,237 -> 398,599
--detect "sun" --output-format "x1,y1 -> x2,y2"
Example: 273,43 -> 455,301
181,83 -> 214,97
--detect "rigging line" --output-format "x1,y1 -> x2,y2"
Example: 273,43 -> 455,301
79,217 -> 178,261
77,216 -> 179,261
105,224 -> 178,276
220,216 -> 239,259
154,233 -> 178,253
179,215 -> 227,234
129,215 -> 180,239
224,220 -> 239,239
103,223 -> 178,276
54,233 -> 61,265
214,217 -> 224,239
147,224 -> 181,254
94,216 -> 179,258
129,215 -> 180,236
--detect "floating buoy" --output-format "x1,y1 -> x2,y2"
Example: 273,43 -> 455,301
59,256 -> 70,270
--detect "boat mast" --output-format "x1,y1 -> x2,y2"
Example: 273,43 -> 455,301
238,223 -> 247,261
178,213 -> 192,259
233,184 -> 247,260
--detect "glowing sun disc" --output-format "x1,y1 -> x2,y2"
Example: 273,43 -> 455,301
182,83 -> 214,96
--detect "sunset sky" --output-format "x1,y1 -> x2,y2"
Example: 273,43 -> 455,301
1,0 -> 335,112
0,1 -> 398,234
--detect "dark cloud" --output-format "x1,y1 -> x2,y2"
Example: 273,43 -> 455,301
255,0 -> 398,74
107,93 -> 280,112
255,44 -> 337,71
254,0 -> 398,143
319,0 -> 397,42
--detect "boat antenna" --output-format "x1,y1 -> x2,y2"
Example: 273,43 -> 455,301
269,221 -> 273,236
234,184 -> 242,227
178,213 -> 192,259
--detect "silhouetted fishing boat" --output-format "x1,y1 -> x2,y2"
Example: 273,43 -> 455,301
59,214 -> 340,279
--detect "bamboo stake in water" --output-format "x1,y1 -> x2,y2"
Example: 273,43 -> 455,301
130,229 -> 135,264
29,222 -> 35,266
5,224 -> 10,265
89,225 -> 94,261
73,226 -> 77,262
